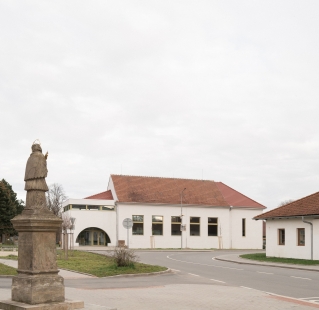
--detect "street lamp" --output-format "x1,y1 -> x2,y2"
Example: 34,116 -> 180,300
181,188 -> 186,249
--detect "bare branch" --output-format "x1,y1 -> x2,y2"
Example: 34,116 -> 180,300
46,183 -> 67,217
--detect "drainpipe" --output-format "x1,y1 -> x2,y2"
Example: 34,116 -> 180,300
229,206 -> 233,249
115,201 -> 119,247
302,216 -> 313,260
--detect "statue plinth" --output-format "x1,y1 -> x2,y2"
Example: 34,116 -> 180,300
11,207 -> 64,305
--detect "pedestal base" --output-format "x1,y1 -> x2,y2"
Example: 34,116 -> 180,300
0,299 -> 84,310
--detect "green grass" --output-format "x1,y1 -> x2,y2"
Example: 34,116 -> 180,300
0,263 -> 17,275
56,250 -> 167,277
0,250 -> 167,277
240,253 -> 319,265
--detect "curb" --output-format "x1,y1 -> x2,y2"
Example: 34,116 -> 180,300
215,257 -> 319,272
101,268 -> 171,278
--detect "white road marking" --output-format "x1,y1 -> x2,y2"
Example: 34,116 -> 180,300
167,255 -> 243,270
257,271 -> 273,275
240,286 -> 254,290
170,268 -> 180,272
300,297 -> 319,300
188,273 -> 200,277
290,276 -> 311,280
210,279 -> 226,283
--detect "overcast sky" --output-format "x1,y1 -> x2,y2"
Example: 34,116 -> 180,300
1,1 -> 319,211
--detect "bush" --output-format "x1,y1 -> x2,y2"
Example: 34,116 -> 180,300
112,247 -> 139,267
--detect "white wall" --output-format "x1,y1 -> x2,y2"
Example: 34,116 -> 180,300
266,218 -> 319,260
117,203 -> 263,249
62,198 -> 117,247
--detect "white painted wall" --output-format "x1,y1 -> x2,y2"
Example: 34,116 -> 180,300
266,218 -> 319,260
62,199 -> 263,249
62,199 -> 117,247
117,203 -> 263,249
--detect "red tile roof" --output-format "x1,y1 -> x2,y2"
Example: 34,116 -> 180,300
254,191 -> 319,219
216,182 -> 265,208
84,190 -> 113,200
110,175 -> 265,208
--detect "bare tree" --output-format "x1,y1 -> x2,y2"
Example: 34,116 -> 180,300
278,199 -> 294,207
46,183 -> 67,217
61,213 -> 72,259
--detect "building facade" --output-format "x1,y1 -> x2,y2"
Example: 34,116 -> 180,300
255,191 -> 319,260
63,175 -> 266,249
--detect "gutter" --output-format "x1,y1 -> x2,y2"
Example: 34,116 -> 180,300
302,216 -> 313,260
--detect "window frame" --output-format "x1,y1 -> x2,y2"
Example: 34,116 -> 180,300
278,228 -> 285,245
297,228 -> 305,246
152,215 -> 163,236
171,216 -> 182,236
190,216 -> 200,236
208,217 -> 218,236
132,215 -> 144,235
242,218 -> 246,237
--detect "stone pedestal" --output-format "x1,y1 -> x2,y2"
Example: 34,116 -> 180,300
0,206 -> 84,309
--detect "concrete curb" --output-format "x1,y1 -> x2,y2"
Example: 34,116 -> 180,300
101,268 -> 171,278
215,256 -> 319,272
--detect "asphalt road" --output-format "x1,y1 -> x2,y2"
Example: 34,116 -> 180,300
136,250 -> 319,302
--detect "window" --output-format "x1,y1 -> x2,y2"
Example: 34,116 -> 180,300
242,218 -> 246,237
278,229 -> 285,245
208,218 -> 218,236
297,228 -> 305,246
171,216 -> 181,235
190,217 -> 200,236
132,215 -> 144,235
152,216 -> 163,235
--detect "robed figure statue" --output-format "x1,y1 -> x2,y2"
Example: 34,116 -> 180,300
24,142 -> 49,208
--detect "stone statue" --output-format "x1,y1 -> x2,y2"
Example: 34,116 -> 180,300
24,142 -> 49,208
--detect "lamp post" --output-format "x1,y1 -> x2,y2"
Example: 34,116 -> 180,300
181,188 -> 186,249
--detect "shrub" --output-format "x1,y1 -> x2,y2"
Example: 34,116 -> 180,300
112,247 -> 139,267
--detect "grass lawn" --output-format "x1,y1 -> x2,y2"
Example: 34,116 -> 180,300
240,253 -> 319,265
0,263 -> 17,275
56,250 -> 167,277
0,250 -> 167,277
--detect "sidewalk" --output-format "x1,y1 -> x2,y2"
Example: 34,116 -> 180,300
214,253 -> 319,272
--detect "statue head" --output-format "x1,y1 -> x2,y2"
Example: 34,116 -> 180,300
31,143 -> 42,153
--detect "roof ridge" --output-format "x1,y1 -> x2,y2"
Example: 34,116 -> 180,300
111,174 -> 215,182
255,190 -> 319,219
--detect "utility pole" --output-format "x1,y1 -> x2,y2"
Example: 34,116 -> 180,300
181,188 -> 186,249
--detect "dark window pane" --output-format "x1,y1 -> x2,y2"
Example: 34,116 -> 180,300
208,218 -> 217,224
190,224 -> 200,236
152,223 -> 163,235
208,225 -> 218,236
88,205 -> 99,210
190,217 -> 200,223
133,223 -> 143,235
171,224 -> 181,235
171,216 -> 181,223
133,215 -> 143,222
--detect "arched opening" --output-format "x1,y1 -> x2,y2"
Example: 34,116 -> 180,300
76,227 -> 111,246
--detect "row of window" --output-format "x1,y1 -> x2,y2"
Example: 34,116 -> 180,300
64,205 -> 114,211
278,228 -> 305,246
132,215 -> 223,236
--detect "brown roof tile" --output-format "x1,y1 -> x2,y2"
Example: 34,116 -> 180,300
85,190 -> 113,200
216,182 -> 265,208
254,191 -> 319,219
110,174 -> 265,208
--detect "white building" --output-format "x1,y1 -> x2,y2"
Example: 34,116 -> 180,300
62,175 -> 265,249
254,191 -> 319,260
